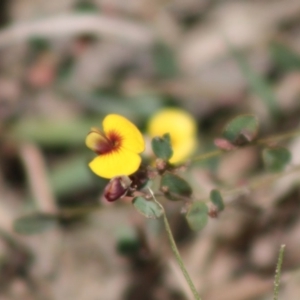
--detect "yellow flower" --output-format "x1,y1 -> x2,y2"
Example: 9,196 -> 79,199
148,108 -> 197,163
86,114 -> 145,179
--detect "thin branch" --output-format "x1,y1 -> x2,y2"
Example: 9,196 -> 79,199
274,244 -> 286,300
148,188 -> 202,300
0,13 -> 154,49
19,143 -> 58,214
191,127 -> 300,163
222,164 -> 300,204
257,129 -> 300,145
190,149 -> 223,163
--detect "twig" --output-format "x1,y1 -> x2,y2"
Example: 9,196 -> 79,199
257,129 -> 300,145
191,149 -> 223,163
273,244 -> 285,300
19,143 -> 58,214
191,127 -> 300,164
222,164 -> 300,204
0,202 -> 17,236
0,14 -> 154,49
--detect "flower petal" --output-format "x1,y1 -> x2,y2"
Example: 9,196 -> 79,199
148,108 -> 196,139
103,114 -> 145,153
85,128 -> 107,152
148,109 -> 197,163
169,137 -> 197,163
88,147 -> 142,179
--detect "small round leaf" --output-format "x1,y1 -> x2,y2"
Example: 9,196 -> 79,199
132,197 -> 163,219
210,189 -> 225,211
151,133 -> 173,161
13,213 -> 57,235
222,114 -> 259,145
161,172 -> 192,199
262,147 -> 291,172
186,202 -> 208,231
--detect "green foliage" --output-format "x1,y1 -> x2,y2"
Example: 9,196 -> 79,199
222,114 -> 259,145
132,196 -> 163,219
4,3 -> 300,298
186,202 -> 208,231
11,118 -> 98,147
116,227 -> 140,256
262,147 -> 291,172
231,48 -> 279,116
270,42 -> 300,71
49,155 -> 98,197
151,133 -> 173,161
74,1 -> 98,12
13,213 -> 57,235
210,189 -> 224,211
116,237 -> 140,256
80,90 -> 163,119
28,37 -> 50,52
57,56 -> 76,81
160,172 -> 192,199
153,42 -> 178,78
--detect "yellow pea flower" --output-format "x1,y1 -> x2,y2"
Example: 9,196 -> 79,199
148,108 -> 197,163
86,114 -> 145,179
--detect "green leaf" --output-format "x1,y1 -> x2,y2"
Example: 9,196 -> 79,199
74,1 -> 98,13
210,189 -> 225,211
28,37 -> 50,52
132,197 -> 163,219
50,155 -> 99,197
230,47 -> 279,117
11,117 -> 99,147
57,57 -> 75,81
77,90 -> 162,118
186,202 -> 208,231
151,133 -> 173,161
222,114 -> 259,145
115,227 -> 140,256
262,147 -> 291,172
160,172 -> 192,199
270,42 -> 300,71
13,213 -> 57,235
154,42 -> 178,78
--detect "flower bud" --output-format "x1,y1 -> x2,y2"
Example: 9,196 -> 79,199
129,166 -> 149,190
104,176 -> 132,202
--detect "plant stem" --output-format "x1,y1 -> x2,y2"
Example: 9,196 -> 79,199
221,164 -> 300,204
258,129 -> 300,145
191,149 -> 222,163
162,212 -> 201,300
273,244 -> 285,300
191,128 -> 300,163
148,188 -> 201,300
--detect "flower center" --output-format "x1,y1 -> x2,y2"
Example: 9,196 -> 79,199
95,130 -> 122,155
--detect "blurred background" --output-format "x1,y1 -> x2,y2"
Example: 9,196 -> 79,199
1,0 -> 300,299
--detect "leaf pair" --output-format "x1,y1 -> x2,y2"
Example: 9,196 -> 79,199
186,189 -> 225,231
